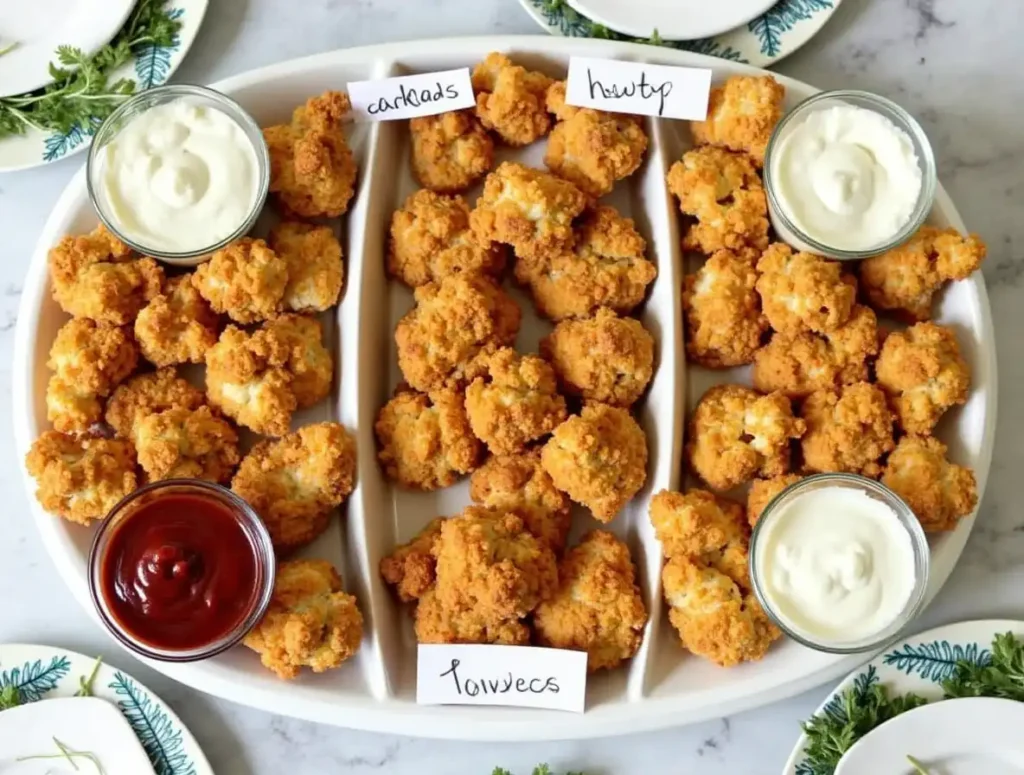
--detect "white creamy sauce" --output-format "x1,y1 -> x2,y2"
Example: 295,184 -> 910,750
755,487 -> 916,644
99,99 -> 259,253
769,104 -> 922,251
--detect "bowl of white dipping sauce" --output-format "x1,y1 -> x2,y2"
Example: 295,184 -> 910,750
763,90 -> 936,261
87,84 -> 269,266
750,473 -> 930,653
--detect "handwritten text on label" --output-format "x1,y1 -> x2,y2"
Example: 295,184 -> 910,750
347,68 -> 475,121
565,57 -> 712,120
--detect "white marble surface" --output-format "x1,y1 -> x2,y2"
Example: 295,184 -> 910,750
2,0 -> 1023,772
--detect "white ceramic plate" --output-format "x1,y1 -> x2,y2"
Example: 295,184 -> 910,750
13,36 -> 996,741
564,0 -> 776,41
0,643 -> 213,775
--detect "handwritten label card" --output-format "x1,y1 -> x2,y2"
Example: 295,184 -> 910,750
417,644 -> 588,713
565,56 -> 712,120
348,68 -> 475,121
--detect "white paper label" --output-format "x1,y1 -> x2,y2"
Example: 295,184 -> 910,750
347,68 -> 476,121
416,644 -> 588,713
565,56 -> 712,120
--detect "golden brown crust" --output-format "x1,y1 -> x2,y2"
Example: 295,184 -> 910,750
690,75 -> 785,164
471,52 -> 552,146
135,275 -> 219,367
410,110 -> 494,193
746,474 -> 803,527
268,221 -> 344,313
135,406 -> 240,484
266,314 -> 333,409
755,243 -> 857,336
380,517 -> 446,602
192,238 -> 287,324
105,368 -> 205,442
881,435 -> 977,533
800,382 -> 895,477
414,587 -> 531,645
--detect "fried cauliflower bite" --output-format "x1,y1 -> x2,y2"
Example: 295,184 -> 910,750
380,517 -> 446,603
48,225 -> 163,326
232,423 -> 356,553
533,530 -> 648,671
244,559 -> 363,680
662,555 -> 780,667
469,450 -> 572,554
394,272 -> 521,392
860,226 -> 987,321
134,276 -> 219,367
800,382 -> 895,477
470,162 -> 587,261
687,385 -> 804,492
388,189 -> 506,287
471,52 -> 553,146
683,248 -> 766,368
541,402 -> 648,522
543,81 -> 648,199
875,322 -> 970,435
46,319 -> 139,432
882,435 -> 978,533
515,205 -> 657,320
263,90 -> 357,218
266,314 -> 334,408
105,368 -> 205,442
755,243 -> 857,335
410,110 -> 494,193
414,587 -> 531,645
25,432 -> 137,525
690,75 -> 785,165
192,238 -> 287,324
464,348 -> 568,455
268,221 -> 344,313
374,388 -> 481,490
134,406 -> 240,484
752,304 -> 880,399
746,474 -> 803,527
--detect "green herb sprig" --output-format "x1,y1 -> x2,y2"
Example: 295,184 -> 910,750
942,632 -> 1024,701
75,656 -> 104,697
0,684 -> 20,710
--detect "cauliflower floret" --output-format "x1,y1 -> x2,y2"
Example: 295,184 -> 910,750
134,275 -> 219,367
410,109 -> 494,193
268,221 -> 344,313
105,368 -> 205,442
472,52 -> 552,146
533,530 -> 648,671
746,474 -> 803,527
25,431 -> 137,525
881,435 -> 977,533
755,243 -> 857,335
243,559 -> 363,680
192,238 -> 287,324
800,382 -> 895,477
414,587 -> 530,645
134,406 -> 240,484
268,314 -> 334,409
541,402 -> 648,522
690,74 -> 785,165
232,422 -> 356,552
380,517 -> 446,603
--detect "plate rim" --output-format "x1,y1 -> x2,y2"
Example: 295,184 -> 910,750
561,0 -> 778,42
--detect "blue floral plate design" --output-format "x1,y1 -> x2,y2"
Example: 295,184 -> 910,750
518,0 -> 841,67
783,619 -> 1024,775
0,643 -> 213,775
0,0 -> 209,173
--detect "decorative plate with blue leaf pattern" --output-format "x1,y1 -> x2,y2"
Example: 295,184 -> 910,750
0,643 -> 213,775
518,0 -> 841,67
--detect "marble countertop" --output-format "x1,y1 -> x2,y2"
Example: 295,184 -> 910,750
2,0 -> 1022,772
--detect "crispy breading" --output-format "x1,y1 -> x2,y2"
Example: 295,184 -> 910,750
267,314 -> 333,409
515,205 -> 656,320
755,243 -> 857,336
48,224 -> 163,326
410,109 -> 494,193
232,423 -> 356,553
388,189 -> 506,287
470,162 -> 587,261
543,81 -> 648,199
135,406 -> 240,484
469,450 -> 572,554
800,382 -> 894,477
465,348 -> 567,455
192,238 -> 287,324
876,322 -> 970,434
746,474 -> 803,527
690,74 -> 785,164
533,530 -> 648,671
105,368 -> 205,442
414,587 -> 530,645
683,248 -> 766,367
860,226 -> 987,321
394,272 -> 521,392
882,435 -> 977,533
134,275 -> 219,367
25,431 -> 137,525
243,559 -> 363,680
268,221 -> 344,313
263,90 -> 356,218
471,52 -> 552,146
380,517 -> 446,603
374,388 -> 481,490
541,402 -> 648,522
752,305 -> 879,399
687,384 -> 804,492
541,307 -> 653,406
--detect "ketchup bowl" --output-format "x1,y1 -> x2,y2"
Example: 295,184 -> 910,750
88,480 -> 275,662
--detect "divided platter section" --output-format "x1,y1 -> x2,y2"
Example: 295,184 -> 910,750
12,37 -> 996,740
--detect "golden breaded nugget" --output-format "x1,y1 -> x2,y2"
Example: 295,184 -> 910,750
800,382 -> 894,477
414,587 -> 530,645
192,238 -> 287,324
882,435 -> 977,533
135,275 -> 219,367
755,243 -> 857,336
135,406 -> 240,484
105,368 -> 205,442
690,74 -> 785,164
746,474 -> 803,527
380,517 -> 446,603
410,109 -> 494,193
268,221 -> 344,313
472,52 -> 552,146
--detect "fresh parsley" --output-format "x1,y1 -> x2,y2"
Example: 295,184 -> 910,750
539,0 -> 666,47
942,631 -> 1024,701
0,0 -> 181,140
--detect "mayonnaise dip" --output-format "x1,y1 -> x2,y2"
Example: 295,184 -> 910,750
753,485 -> 917,645
97,98 -> 260,254
768,104 -> 922,252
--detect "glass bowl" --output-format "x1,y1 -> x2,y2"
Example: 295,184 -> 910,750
86,84 -> 269,266
749,473 -> 930,654
763,89 -> 937,261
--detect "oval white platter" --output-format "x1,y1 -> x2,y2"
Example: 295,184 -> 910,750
13,36 -> 996,741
